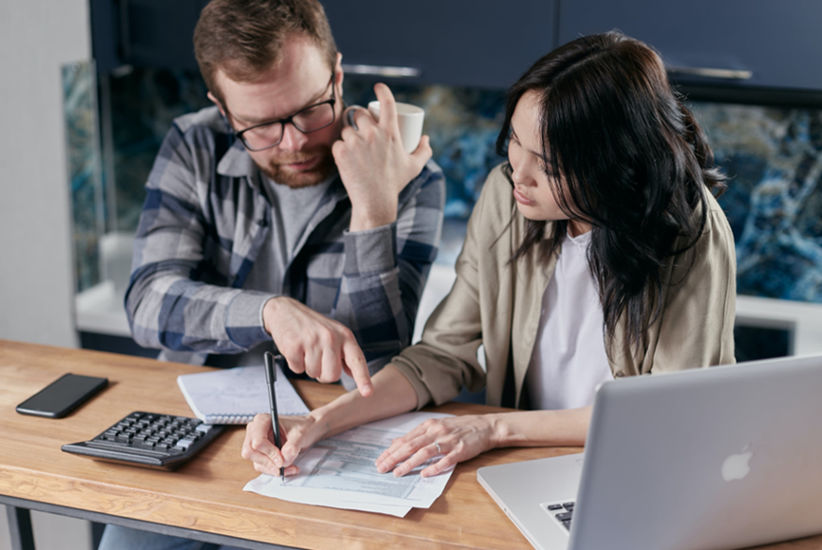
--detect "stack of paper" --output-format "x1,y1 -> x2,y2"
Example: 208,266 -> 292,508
244,412 -> 455,517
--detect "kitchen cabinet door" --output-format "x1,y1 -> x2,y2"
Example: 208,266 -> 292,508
322,0 -> 556,89
557,0 -> 822,92
91,0 -> 209,73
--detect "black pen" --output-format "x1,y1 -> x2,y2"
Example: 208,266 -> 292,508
263,351 -> 285,483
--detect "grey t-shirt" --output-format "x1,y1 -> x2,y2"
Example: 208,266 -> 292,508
246,176 -> 333,293
211,176 -> 334,368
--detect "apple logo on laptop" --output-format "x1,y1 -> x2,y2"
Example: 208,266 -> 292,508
721,445 -> 752,482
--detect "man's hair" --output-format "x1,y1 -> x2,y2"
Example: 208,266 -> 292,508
193,0 -> 337,104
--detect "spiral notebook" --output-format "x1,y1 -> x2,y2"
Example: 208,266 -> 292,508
177,364 -> 310,424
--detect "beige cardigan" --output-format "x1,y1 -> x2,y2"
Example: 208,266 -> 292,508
392,164 -> 737,409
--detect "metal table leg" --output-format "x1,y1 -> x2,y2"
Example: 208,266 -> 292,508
5,505 -> 35,550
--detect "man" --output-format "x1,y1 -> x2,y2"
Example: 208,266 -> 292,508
124,0 -> 445,396
103,0 -> 443,547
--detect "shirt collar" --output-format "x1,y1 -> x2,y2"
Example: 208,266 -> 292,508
217,139 -> 259,179
565,228 -> 592,249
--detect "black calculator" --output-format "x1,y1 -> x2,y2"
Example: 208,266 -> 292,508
62,411 -> 224,470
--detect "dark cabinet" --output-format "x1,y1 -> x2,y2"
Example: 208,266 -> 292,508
91,0 -> 556,90
558,0 -> 822,92
91,0 -> 822,93
91,0 -> 208,73
322,0 -> 555,89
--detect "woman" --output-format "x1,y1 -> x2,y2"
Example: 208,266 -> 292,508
242,31 -> 736,478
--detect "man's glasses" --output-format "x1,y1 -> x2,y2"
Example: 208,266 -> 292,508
233,73 -> 337,151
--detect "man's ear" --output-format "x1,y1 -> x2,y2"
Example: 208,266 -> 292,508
207,91 -> 226,116
335,52 -> 344,89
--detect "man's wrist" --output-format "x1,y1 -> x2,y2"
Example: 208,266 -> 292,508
349,201 -> 398,231
262,296 -> 287,335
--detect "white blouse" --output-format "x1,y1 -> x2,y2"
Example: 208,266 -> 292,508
526,230 -> 613,410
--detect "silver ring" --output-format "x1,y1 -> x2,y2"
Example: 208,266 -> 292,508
434,441 -> 443,455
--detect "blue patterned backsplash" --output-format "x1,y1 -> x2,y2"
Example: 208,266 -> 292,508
689,103 -> 822,303
63,62 -> 104,294
65,66 -> 822,309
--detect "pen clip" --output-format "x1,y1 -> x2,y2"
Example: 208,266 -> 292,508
264,351 -> 277,384
263,352 -> 282,445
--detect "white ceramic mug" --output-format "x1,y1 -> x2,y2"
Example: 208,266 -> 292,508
367,100 -> 425,153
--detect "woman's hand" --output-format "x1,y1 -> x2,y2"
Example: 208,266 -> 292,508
241,365 -> 420,477
241,412 -> 330,476
375,414 -> 500,478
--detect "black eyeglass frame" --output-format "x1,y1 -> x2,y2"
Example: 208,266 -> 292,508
231,73 -> 337,151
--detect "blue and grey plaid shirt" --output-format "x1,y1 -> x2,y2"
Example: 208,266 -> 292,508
125,106 -> 445,371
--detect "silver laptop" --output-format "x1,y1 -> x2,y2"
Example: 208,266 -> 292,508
478,355 -> 822,550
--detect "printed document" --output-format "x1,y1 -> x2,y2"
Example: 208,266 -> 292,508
244,411 -> 455,517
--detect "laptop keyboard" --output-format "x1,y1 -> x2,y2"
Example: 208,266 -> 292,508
544,501 -> 575,531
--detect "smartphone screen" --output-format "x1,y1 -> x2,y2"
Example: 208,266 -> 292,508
16,373 -> 108,418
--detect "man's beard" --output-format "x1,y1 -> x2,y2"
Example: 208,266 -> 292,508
257,145 -> 337,188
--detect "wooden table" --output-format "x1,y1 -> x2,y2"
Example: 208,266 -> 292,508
1,339 -> 819,549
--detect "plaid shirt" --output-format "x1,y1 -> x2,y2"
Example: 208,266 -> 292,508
125,106 -> 445,369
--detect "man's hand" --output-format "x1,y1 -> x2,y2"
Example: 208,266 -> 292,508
263,296 -> 373,396
332,82 -> 432,231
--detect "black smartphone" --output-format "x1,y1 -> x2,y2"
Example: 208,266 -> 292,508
16,373 -> 108,418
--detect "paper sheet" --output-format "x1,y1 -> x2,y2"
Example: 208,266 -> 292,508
244,411 -> 455,517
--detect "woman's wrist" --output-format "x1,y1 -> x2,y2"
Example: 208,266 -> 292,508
306,407 -> 332,439
487,412 -> 518,448
306,398 -> 353,441
487,408 -> 591,448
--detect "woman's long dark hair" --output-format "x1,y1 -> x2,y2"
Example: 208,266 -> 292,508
497,31 -> 726,350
